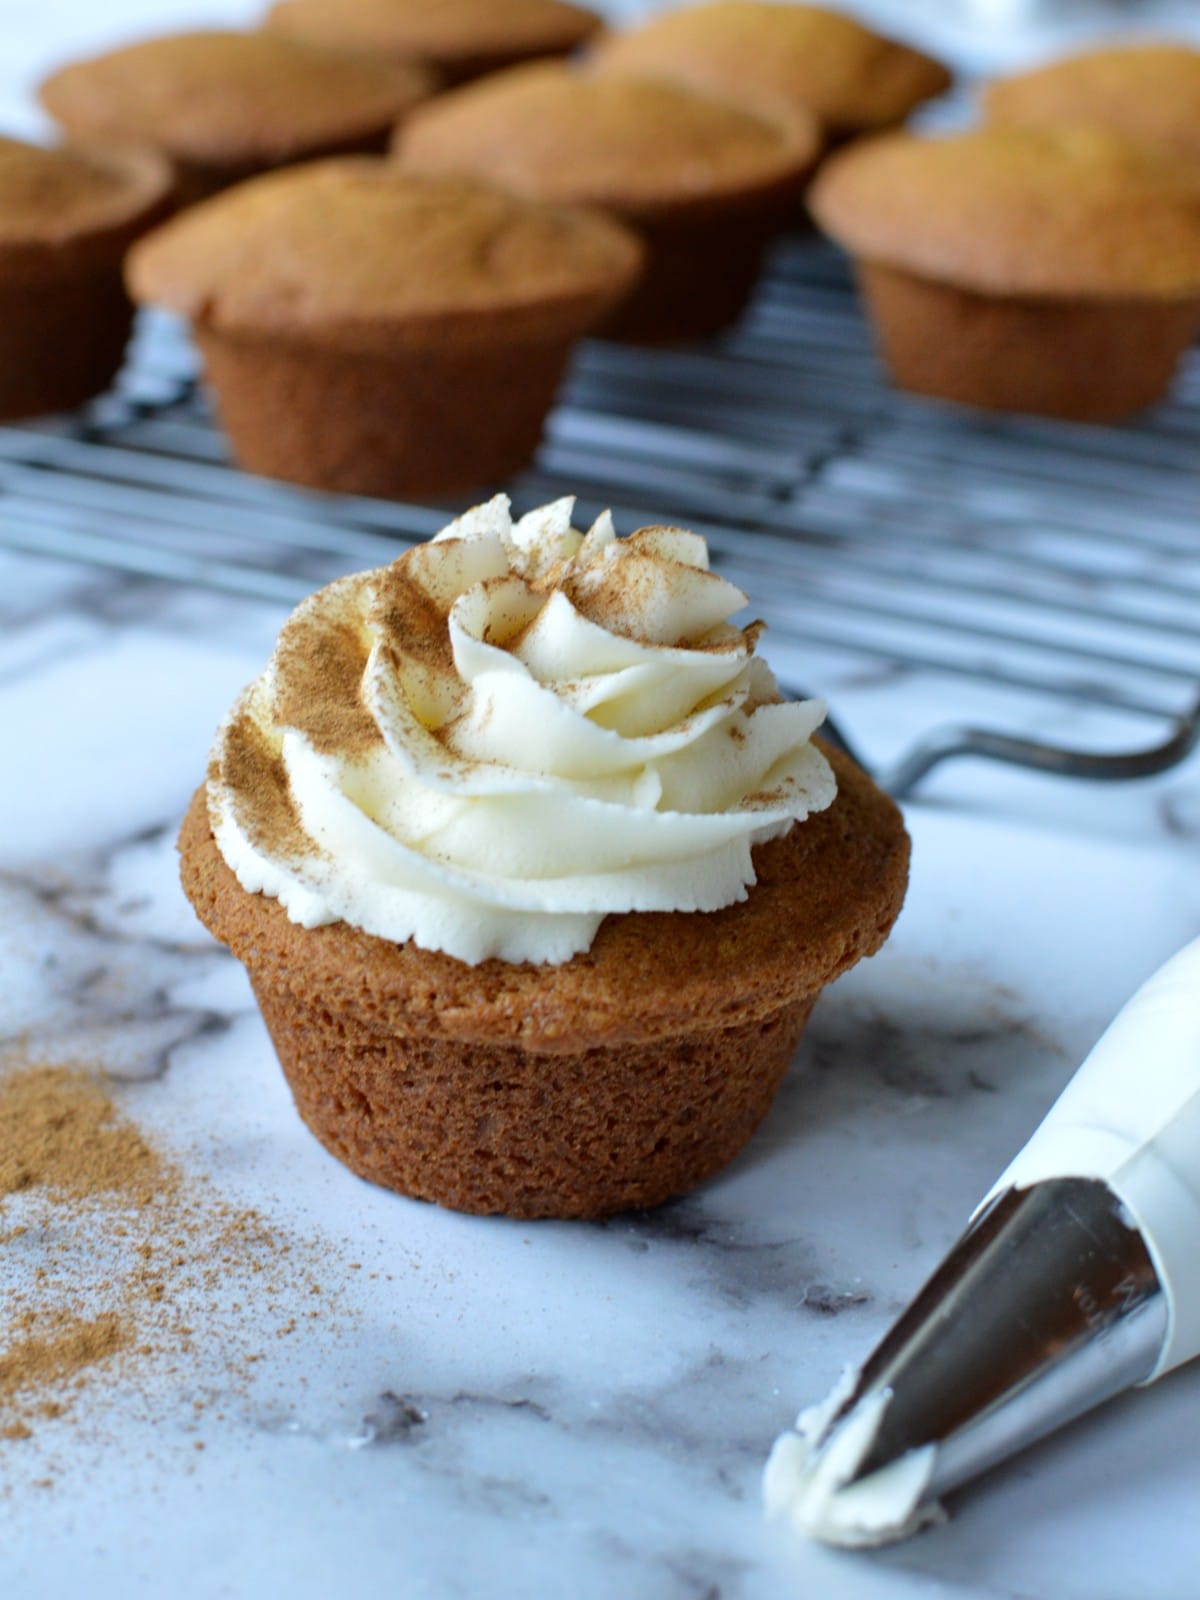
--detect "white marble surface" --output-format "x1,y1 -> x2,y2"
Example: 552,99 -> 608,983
2,3 -> 1200,1597
2,553 -> 1199,1600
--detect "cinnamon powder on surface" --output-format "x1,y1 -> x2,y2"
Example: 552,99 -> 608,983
0,1065 -> 167,1206
0,1059 -> 332,1462
0,1313 -> 131,1411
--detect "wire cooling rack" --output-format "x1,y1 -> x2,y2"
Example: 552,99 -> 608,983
0,238 -> 1197,796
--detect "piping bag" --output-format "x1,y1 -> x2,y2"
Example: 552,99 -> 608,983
764,936 -> 1200,1548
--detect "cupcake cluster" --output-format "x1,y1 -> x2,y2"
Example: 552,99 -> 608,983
6,8 -> 1199,453
12,2 -> 955,487
813,40 -> 1200,421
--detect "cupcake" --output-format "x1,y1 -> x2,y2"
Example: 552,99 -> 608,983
0,136 -> 172,420
985,43 -> 1200,167
264,0 -> 603,88
38,31 -> 434,204
178,496 -> 909,1219
126,161 -> 641,498
811,124 -> 1200,421
590,2 -> 951,146
394,63 -> 819,342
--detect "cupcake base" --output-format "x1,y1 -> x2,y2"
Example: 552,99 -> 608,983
178,744 -> 909,1220
859,261 -> 1200,422
596,212 -> 777,344
254,980 -> 816,1218
197,328 -> 574,498
0,271 -> 135,420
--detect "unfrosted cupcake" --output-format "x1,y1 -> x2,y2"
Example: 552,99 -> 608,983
394,63 -> 819,341
178,496 -> 909,1219
126,162 -> 641,497
265,0 -> 603,87
0,135 -> 172,419
985,43 -> 1200,168
39,31 -> 434,203
811,123 -> 1200,421
591,2 -> 951,145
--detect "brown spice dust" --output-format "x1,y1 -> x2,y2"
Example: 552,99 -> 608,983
0,1066 -> 167,1206
0,1059 -> 329,1465
0,1312 -> 131,1410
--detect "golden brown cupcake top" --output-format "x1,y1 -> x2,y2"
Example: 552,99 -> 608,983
0,135 -> 172,275
265,0 -> 602,79
811,123 -> 1200,299
590,1 -> 951,138
395,61 -> 818,216
985,43 -> 1200,166
127,160 -> 642,348
38,30 -> 434,171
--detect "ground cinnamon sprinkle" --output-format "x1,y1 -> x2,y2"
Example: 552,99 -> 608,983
0,1313 -> 131,1410
0,1066 -> 167,1205
0,1059 -> 331,1460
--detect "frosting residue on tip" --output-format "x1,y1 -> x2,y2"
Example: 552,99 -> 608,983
208,495 -> 836,965
764,1377 -> 942,1549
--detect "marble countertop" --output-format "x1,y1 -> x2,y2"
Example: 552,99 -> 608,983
4,546 -> 1199,1600
3,4 -> 1200,1597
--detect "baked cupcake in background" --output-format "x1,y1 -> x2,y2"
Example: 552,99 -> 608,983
127,162 -> 642,498
0,136 -> 172,420
811,123 -> 1200,422
394,63 -> 820,342
589,2 -> 952,147
264,0 -> 603,87
38,31 -> 435,204
984,42 -> 1200,168
179,495 -> 909,1219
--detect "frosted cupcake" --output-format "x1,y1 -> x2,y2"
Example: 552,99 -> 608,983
179,497 -> 909,1218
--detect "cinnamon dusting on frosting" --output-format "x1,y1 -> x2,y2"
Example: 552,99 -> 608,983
273,604 -> 378,759
371,566 -> 457,675
205,496 -> 837,965
216,707 -> 313,863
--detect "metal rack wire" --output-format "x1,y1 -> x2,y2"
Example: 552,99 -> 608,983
1,237 -> 1197,795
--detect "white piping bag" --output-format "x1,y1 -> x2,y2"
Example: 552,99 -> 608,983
765,937 -> 1200,1547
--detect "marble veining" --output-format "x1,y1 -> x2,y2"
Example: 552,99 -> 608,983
3,585 -> 1198,1598
2,546 -> 1199,1599
2,2 -> 1200,1593
0,832 -> 241,1083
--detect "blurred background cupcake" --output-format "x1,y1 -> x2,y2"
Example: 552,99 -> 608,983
984,41 -> 1200,167
39,30 -> 435,203
395,62 -> 819,342
263,0 -> 604,87
127,161 -> 642,495
589,2 -> 952,149
0,136 -> 172,419
810,122 -> 1200,420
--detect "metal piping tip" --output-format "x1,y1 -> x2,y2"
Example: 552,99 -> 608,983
765,1177 -> 1169,1548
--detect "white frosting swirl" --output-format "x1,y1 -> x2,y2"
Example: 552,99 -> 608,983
208,496 -> 836,965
